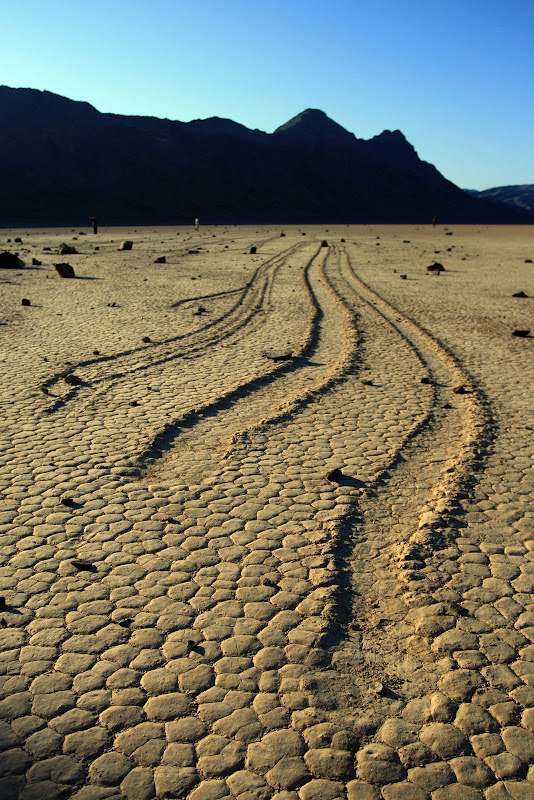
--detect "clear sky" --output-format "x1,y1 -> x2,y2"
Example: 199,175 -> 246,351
2,0 -> 533,190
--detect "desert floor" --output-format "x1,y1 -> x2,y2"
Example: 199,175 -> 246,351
0,224 -> 533,800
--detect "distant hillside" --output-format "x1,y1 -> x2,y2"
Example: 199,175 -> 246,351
465,185 -> 534,217
0,86 -> 525,226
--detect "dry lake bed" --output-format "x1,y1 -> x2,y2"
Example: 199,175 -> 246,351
0,224 -> 533,800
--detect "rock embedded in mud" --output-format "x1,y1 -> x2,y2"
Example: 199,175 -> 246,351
119,240 -> 133,251
54,262 -> 75,278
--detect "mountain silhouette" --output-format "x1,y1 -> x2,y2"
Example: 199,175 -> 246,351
0,86 -> 526,226
465,185 -> 534,217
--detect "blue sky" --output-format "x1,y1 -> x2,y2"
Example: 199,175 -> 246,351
2,0 -> 533,189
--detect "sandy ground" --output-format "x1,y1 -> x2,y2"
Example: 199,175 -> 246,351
0,224 -> 533,800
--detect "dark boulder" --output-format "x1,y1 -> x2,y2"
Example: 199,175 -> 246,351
58,243 -> 78,255
54,262 -> 76,278
119,240 -> 133,251
0,251 -> 24,269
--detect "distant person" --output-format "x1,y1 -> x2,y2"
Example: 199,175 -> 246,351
432,216 -> 437,227
91,216 -> 98,234
195,217 -> 199,231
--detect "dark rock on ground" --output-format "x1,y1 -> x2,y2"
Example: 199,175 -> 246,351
141,336 -> 151,343
512,291 -> 528,298
64,374 -> 82,386
119,240 -> 133,251
427,262 -> 445,272
71,560 -> 94,571
250,246 -> 257,254
154,256 -> 166,263
32,257 -> 41,266
512,329 -> 530,337
326,468 -> 343,482
262,348 -> 293,361
0,251 -> 24,269
54,262 -> 75,278
453,385 -> 469,394
58,242 -> 78,255
21,298 -> 30,306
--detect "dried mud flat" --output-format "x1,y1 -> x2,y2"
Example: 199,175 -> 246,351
0,224 -> 533,800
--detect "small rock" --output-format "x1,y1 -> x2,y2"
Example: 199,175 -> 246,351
280,232 -> 286,237
61,497 -> 76,507
154,256 -> 166,263
512,329 -> 530,337
362,379 -> 374,386
21,298 -> 31,306
321,241 -> 328,247
54,262 -> 75,278
58,243 -> 78,255
93,350 -> 100,355
119,241 -> 133,251
250,246 -> 257,254
71,560 -> 94,571
525,259 -> 533,263
326,468 -> 343,482
512,291 -> 528,297
14,237 -> 22,242
453,385 -> 469,394
32,258 -> 42,266
262,348 -> 292,361
420,376 -> 431,384
427,262 -> 445,272
141,336 -> 151,343
401,275 -> 407,280
64,374 -> 82,386
0,597 -> 7,610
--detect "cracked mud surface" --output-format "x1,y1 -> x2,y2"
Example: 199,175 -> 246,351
0,224 -> 533,800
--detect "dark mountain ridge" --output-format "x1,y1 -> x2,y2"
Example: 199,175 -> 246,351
0,86 -> 526,225
465,185 -> 534,217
